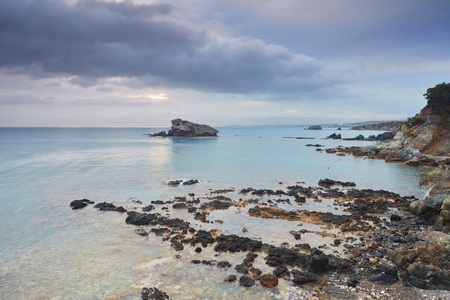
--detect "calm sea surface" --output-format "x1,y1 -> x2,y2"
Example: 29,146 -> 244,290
0,127 -> 424,299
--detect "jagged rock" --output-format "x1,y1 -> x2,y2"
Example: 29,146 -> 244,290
327,133 -> 341,139
142,205 -> 155,212
148,131 -> 168,137
387,241 -> 450,290
318,178 -> 356,187
273,265 -> 290,277
170,119 -> 218,137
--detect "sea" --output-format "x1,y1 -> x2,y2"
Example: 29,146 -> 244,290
0,127 -> 425,299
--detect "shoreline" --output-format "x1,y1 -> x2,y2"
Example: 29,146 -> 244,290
71,178 -> 449,299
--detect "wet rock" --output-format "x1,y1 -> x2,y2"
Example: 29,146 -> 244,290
93,202 -> 127,213
141,287 -> 170,300
192,230 -> 215,247
191,260 -> 201,264
172,203 -> 188,209
214,235 -> 263,253
142,205 -> 155,212
291,269 -> 318,285
217,261 -> 232,268
167,180 -> 183,186
239,275 -> 255,287
151,228 -> 171,236
306,144 -> 324,147
148,131 -> 167,137
260,274 -> 279,287
246,252 -> 258,262
195,247 -> 202,253
327,133 -> 341,140
171,241 -> 184,251
366,265 -> 399,285
126,211 -> 188,229
226,275 -> 237,282
183,179 -> 199,185
309,249 -> 329,273
265,246 -> 309,267
333,239 -> 341,246
201,200 -> 232,210
235,263 -> 249,274
134,228 -> 148,236
273,265 -> 290,277
318,178 -> 356,187
70,199 -> 94,209
151,200 -> 165,205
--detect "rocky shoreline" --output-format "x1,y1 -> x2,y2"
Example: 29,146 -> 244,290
71,177 -> 449,299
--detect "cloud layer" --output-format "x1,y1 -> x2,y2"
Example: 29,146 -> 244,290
0,0 -> 343,94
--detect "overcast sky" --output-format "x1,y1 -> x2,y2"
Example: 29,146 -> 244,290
1,0 -> 449,126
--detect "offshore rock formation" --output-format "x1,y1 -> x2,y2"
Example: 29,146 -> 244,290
148,119 -> 218,137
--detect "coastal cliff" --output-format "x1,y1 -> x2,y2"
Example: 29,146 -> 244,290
149,119 -> 219,137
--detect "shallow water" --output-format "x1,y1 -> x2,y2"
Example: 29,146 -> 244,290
0,127 -> 424,299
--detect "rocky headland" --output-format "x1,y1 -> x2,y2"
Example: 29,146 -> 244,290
148,119 -> 219,137
350,120 -> 404,132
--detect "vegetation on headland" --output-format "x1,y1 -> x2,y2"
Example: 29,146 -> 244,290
350,120 -> 403,131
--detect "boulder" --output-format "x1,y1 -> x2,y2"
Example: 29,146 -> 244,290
309,249 -> 329,273
409,200 -> 432,216
141,287 -> 170,300
291,269 -> 318,285
327,133 -> 341,140
259,274 -> 279,287
239,275 -> 255,287
70,199 -> 94,210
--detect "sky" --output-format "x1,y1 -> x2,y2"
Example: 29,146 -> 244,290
1,0 -> 450,127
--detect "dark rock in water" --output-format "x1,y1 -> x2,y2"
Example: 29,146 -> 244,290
343,134 -> 365,141
201,200 -> 232,210
226,275 -> 237,282
273,265 -> 290,277
318,178 -> 356,187
307,125 -> 322,130
193,230 -> 215,246
265,246 -> 309,267
142,205 -> 155,212
134,228 -> 148,236
217,261 -> 232,268
94,202 -> 127,213
172,203 -> 188,209
309,249 -> 329,273
183,179 -> 199,185
235,263 -> 249,274
327,133 -> 342,139
246,252 -> 258,262
291,269 -> 318,285
191,260 -> 201,264
141,287 -> 170,300
151,228 -> 171,236
239,275 -> 255,287
171,241 -> 184,251
70,199 -> 94,210
195,247 -> 202,253
306,144 -> 324,147
125,211 -> 188,229
167,180 -> 182,186
214,234 -> 263,253
148,131 -> 168,137
260,274 -> 279,287
151,200 -> 165,205
167,119 -> 219,137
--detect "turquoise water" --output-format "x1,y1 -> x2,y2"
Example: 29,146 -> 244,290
0,127 -> 424,299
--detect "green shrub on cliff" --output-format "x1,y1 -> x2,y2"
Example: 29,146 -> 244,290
423,82 -> 450,129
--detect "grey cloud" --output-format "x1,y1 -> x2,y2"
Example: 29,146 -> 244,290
0,94 -> 55,105
0,0 -> 345,94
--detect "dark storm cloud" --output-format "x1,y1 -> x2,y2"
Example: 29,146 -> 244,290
0,0 -> 339,94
